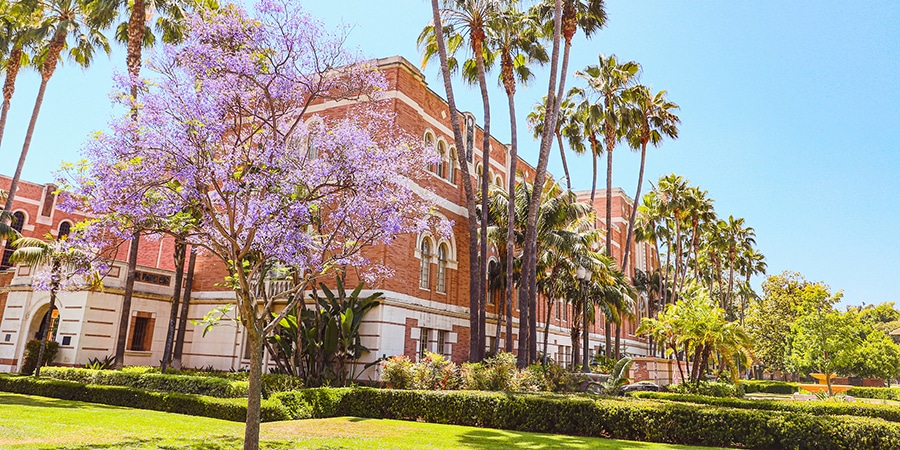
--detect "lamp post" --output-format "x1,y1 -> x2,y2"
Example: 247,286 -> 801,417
576,266 -> 592,372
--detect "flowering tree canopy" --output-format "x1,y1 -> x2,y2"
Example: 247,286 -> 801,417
61,1 -> 439,447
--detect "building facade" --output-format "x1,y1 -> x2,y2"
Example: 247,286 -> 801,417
0,56 -> 657,378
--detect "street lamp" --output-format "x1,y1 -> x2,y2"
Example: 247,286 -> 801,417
576,265 -> 592,372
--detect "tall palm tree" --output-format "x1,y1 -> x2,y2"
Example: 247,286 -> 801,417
0,1 -> 43,154
4,0 -> 110,211
485,1 -> 547,354
420,0 -> 498,361
0,190 -> 21,241
528,93 -> 581,190
738,246 -> 766,324
575,55 -> 639,266
10,233 -> 97,377
621,85 -> 679,274
426,0 -> 482,363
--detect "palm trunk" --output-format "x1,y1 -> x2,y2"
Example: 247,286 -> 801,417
160,240 -> 187,373
172,246 -> 197,369
622,140 -> 648,274
504,81 -> 518,354
614,320 -> 621,359
582,298 -> 590,371
4,73 -> 50,211
522,0 -> 563,367
605,131 -> 614,264
115,234 -> 141,369
0,45 -> 23,152
570,301 -> 581,368
429,0 -> 480,363
604,316 -> 612,358
542,293 -> 552,364
556,132 -> 571,190
475,37 -> 490,363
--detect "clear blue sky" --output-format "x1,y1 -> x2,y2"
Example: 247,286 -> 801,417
2,1 -> 898,306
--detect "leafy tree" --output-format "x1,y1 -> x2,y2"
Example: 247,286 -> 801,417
66,3 -> 437,449
851,325 -> 900,382
786,282 -> 848,396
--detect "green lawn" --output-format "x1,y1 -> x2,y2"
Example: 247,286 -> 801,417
0,392 -> 720,449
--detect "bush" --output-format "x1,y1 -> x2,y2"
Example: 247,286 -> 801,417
459,352 -> 519,391
39,367 -> 248,398
20,340 -> 59,375
520,361 -> 581,393
633,391 -> 900,424
741,380 -> 799,394
412,352 -> 460,390
270,387 -> 900,449
381,355 -> 414,389
668,381 -> 745,398
848,387 -> 900,401
0,374 -> 289,422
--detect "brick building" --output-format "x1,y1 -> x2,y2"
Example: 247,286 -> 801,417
0,56 -> 657,376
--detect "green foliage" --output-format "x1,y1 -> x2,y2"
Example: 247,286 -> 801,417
520,361 -> 582,393
788,298 -> 858,381
381,355 -> 415,390
599,357 -> 633,395
739,380 -> 799,394
271,387 -> 900,449
39,367 -> 249,398
667,381 -> 744,398
413,352 -> 461,390
851,327 -> 900,380
84,355 -> 116,370
847,387 -> 900,401
633,391 -> 900,424
21,339 -> 58,375
459,352 -> 519,391
746,272 -> 811,374
591,353 -> 618,373
0,374 -> 289,422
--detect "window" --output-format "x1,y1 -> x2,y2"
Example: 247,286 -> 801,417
486,260 -> 498,305
424,133 -> 435,172
419,238 -> 432,290
436,141 -> 446,178
495,175 -> 503,187
128,313 -> 154,351
448,148 -> 457,184
58,221 -> 72,240
419,328 -> 431,359
1,212 -> 25,269
437,330 -> 447,356
135,271 -> 171,286
486,336 -> 495,354
436,243 -> 448,293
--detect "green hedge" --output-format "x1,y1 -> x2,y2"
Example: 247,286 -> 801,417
272,388 -> 900,449
847,387 -> 900,401
0,375 -> 288,422
633,391 -> 900,423
741,380 -> 799,395
40,367 -> 249,398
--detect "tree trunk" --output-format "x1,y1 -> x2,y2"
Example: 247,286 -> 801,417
622,141 -> 648,274
4,75 -> 50,211
556,132 -> 571,191
475,35 -> 490,364
244,319 -> 263,450
504,82 -> 518,355
605,130 -> 614,264
34,266 -> 60,378
115,234 -> 141,369
604,317 -> 612,358
172,246 -> 197,369
582,297 -> 590,371
428,0 -> 480,363
570,305 -> 580,368
0,45 -> 23,152
161,240 -> 187,373
521,0 -> 563,367
614,320 -> 622,359
542,295 -> 552,364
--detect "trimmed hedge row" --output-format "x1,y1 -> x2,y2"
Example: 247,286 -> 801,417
0,375 -> 288,422
633,391 -> 900,423
740,380 -> 799,395
847,387 -> 900,401
273,388 -> 900,449
40,367 -> 249,398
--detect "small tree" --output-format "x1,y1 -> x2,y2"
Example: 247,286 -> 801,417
787,284 -> 852,396
66,2 -> 438,448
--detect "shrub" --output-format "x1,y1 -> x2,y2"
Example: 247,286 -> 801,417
39,367 -> 248,398
84,355 -> 116,370
459,352 -> 519,391
0,374 -> 289,422
20,340 -> 59,375
668,381 -> 744,398
741,380 -> 799,395
412,352 -> 459,390
633,391 -> 900,424
272,387 -> 900,449
381,355 -> 414,389
848,387 -> 900,401
520,361 -> 581,393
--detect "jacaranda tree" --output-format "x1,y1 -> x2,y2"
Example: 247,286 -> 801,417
63,1 -> 438,448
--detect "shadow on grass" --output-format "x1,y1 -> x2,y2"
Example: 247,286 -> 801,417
458,428 -> 665,450
0,393 -> 122,410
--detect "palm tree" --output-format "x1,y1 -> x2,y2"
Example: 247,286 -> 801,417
420,0 -> 498,361
528,93 -> 581,190
0,190 -> 21,241
621,85 -> 679,274
4,0 -> 110,211
575,55 -> 639,266
10,233 -> 97,377
426,0 -> 482,363
738,246 -> 766,324
0,1 -> 43,154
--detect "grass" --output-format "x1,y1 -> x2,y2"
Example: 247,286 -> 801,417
0,392 -> 719,449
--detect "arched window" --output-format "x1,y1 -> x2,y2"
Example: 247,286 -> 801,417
58,221 -> 72,240
476,164 -> 483,180
1,212 -> 25,269
424,133 -> 435,172
448,148 -> 457,184
419,238 -> 432,290
436,141 -> 446,179
486,260 -> 498,305
495,175 -> 503,187
436,243 -> 448,293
